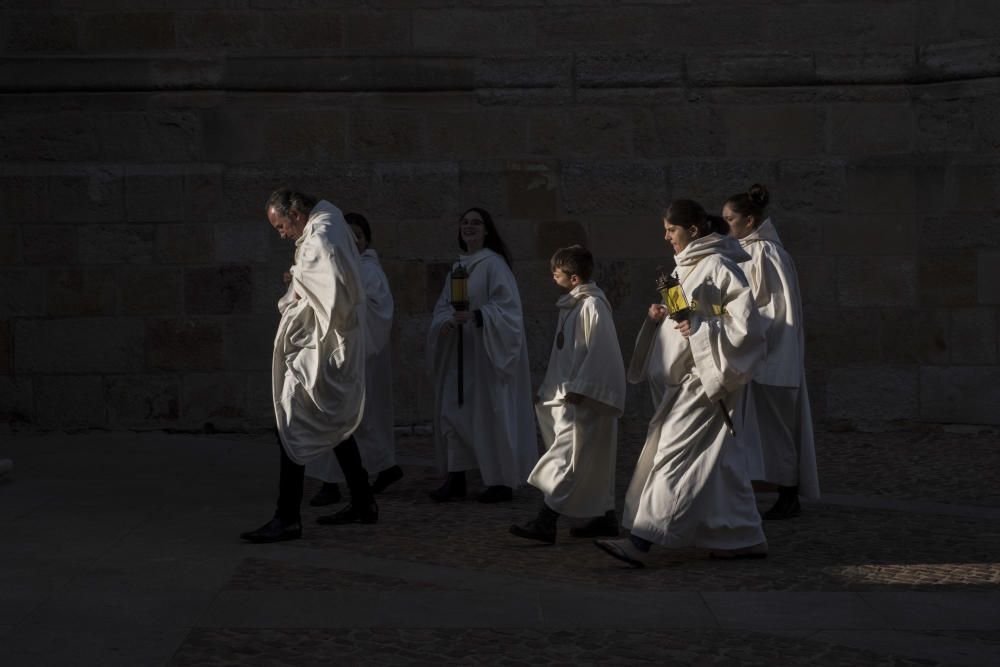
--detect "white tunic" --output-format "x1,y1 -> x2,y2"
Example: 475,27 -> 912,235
307,248 -> 395,482
624,233 -> 767,549
738,219 -> 820,499
272,201 -> 366,465
427,248 -> 538,487
528,282 -> 626,517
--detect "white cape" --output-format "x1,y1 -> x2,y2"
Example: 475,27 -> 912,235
307,248 -> 395,482
528,282 -> 626,517
426,248 -> 538,487
624,234 -> 767,549
272,200 -> 366,465
738,219 -> 820,499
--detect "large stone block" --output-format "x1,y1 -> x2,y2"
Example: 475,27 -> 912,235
0,172 -> 49,222
49,168 -> 125,223
180,372 -> 247,429
535,220 -> 588,262
81,12 -> 175,51
413,9 -> 535,52
3,13 -> 78,52
844,164 -> 916,214
879,308 -> 950,365
15,317 -> 144,373
214,222 -> 270,264
978,250 -> 1000,305
826,366 -> 919,422
344,11 -> 411,51
0,268 -> 46,317
95,110 -> 202,162
46,268 -> 117,317
561,161 -> 667,217
155,223 -> 215,264
369,163 -> 459,219
920,366 -> 1000,424
919,251 -> 978,307
183,168 -> 225,223
21,225 -> 76,265
505,160 -> 558,220
348,108 -> 423,161
0,226 -> 16,264
381,259 -> 428,314
224,315 -> 278,371
512,259 -> 557,314
177,11 -> 344,50
913,97 -> 975,153
126,169 -> 185,223
105,374 -> 179,427
0,320 -> 9,375
946,162 -> 1000,213
245,371 -> 274,429
475,55 -> 570,89
823,214 -> 916,256
972,95 -> 1000,150
723,104 -> 826,158
146,318 -> 224,371
120,266 -> 183,316
0,376 -> 32,424
921,40 -> 1000,80
252,263 -> 291,314
804,307 -> 881,368
184,266 -> 254,315
536,7 -> 675,48
204,108 -> 347,164
670,160 -> 777,212
34,375 -> 106,428
529,109 -> 633,158
0,111 -> 97,162
828,104 -> 914,155
576,51 -> 683,88
949,308 -> 998,364
647,105 -> 726,158
458,162 -> 509,218
79,224 -> 154,264
589,218 -> 672,260
763,3 -> 915,48
796,255 -> 836,307
687,52 -> 814,87
920,214 -> 1000,252
815,48 -> 916,84
424,110 -> 528,160
837,256 -> 917,307
768,213 -> 824,256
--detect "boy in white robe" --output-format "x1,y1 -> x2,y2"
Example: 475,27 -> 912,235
510,245 -> 626,544
306,213 -> 402,506
723,185 -> 819,519
596,200 -> 768,568
240,189 -> 376,544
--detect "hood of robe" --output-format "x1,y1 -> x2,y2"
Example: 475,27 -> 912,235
675,232 -> 751,267
456,248 -> 502,273
362,248 -> 379,262
738,218 -> 783,248
557,281 -> 611,311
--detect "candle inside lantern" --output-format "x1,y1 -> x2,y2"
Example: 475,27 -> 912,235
450,264 -> 469,309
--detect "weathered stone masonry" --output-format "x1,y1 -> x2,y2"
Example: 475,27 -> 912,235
0,1 -> 998,430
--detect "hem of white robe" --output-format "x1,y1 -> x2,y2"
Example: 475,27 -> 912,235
745,381 -> 821,500
627,522 -> 766,551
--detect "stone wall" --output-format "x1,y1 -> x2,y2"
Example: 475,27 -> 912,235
1,0 -> 998,431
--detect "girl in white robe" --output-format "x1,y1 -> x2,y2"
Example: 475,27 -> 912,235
595,199 -> 768,568
723,185 -> 820,519
306,214 -> 402,505
510,245 -> 626,543
426,208 -> 538,503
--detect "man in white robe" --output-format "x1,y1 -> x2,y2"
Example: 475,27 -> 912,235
306,213 -> 402,506
510,245 -> 626,544
596,201 -> 768,568
724,190 -> 820,519
426,210 -> 538,503
240,188 -> 376,543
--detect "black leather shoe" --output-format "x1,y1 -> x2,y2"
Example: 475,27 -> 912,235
570,510 -> 620,538
510,519 -> 556,544
309,483 -> 342,507
429,472 -> 467,502
316,501 -> 378,525
477,485 -> 513,503
371,466 -> 404,494
763,496 -> 801,520
240,517 -> 302,543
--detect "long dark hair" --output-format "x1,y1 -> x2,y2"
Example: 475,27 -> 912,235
457,207 -> 512,267
664,199 -> 711,236
725,183 -> 770,222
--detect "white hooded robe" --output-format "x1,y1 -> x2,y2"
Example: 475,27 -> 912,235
624,233 -> 767,549
427,248 -> 538,488
528,282 -> 626,517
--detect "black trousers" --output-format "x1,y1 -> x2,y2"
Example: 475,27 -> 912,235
275,432 -> 371,523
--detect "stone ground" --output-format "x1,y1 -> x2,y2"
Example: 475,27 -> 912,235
1,426 -> 999,666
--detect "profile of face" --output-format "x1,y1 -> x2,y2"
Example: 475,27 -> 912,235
268,206 -> 308,241
722,203 -> 756,240
552,267 -> 577,291
663,218 -> 697,255
459,211 -> 487,251
349,223 -> 368,254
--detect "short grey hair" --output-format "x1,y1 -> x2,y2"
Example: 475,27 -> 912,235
265,187 -> 316,218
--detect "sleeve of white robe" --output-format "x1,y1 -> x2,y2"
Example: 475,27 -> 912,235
476,258 -> 527,377
291,232 -> 363,340
687,265 -> 765,403
565,298 -> 626,413
360,254 -> 393,356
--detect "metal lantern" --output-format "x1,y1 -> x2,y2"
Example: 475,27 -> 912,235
655,268 -> 691,322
